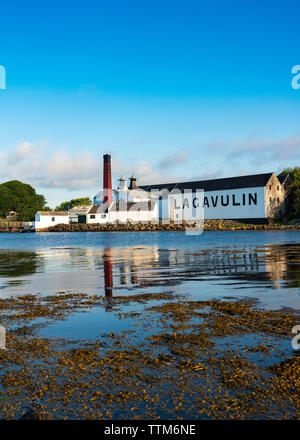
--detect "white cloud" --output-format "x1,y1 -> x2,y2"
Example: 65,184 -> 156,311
0,141 -> 186,191
158,149 -> 189,169
206,135 -> 300,162
189,170 -> 224,181
42,151 -> 99,188
0,142 -> 99,189
11,141 -> 39,160
3,134 -> 296,202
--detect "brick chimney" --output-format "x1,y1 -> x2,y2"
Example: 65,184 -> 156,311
103,154 -> 112,207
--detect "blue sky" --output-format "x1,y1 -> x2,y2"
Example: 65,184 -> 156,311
0,0 -> 300,207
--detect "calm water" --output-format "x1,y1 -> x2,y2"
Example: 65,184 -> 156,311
0,231 -> 299,339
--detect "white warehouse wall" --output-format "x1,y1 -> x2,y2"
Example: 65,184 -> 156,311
160,187 -> 266,220
202,187 -> 266,219
87,203 -> 159,224
33,213 -> 69,230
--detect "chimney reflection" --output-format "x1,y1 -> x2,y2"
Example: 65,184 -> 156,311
103,247 -> 113,299
102,246 -> 160,301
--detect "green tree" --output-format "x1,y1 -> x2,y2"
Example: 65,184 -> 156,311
279,167 -> 300,219
0,180 -> 47,221
55,197 -> 92,211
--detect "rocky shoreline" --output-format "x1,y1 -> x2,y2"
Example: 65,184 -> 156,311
33,219 -> 300,232
0,226 -> 24,233
0,219 -> 299,233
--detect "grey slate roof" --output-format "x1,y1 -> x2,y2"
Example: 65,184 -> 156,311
88,205 -> 106,214
140,172 -> 274,193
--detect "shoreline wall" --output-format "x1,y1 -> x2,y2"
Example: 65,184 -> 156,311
31,220 -> 300,233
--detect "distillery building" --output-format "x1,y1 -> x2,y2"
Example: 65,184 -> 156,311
31,154 -> 291,230
140,172 -> 289,223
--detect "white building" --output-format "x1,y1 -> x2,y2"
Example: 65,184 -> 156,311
32,211 -> 69,230
89,174 -> 159,224
140,172 -> 289,222
87,200 -> 158,224
115,175 -> 155,203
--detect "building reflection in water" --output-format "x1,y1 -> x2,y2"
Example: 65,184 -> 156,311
1,243 -> 298,301
100,243 -> 300,300
265,246 -> 288,289
265,244 -> 300,289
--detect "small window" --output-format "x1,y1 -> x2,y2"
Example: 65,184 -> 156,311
277,197 -> 279,203
277,185 -> 279,191
90,215 -> 95,219
269,185 -> 272,190
269,197 -> 272,202
52,217 -> 55,221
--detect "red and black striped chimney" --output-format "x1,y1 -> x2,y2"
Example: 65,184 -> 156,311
103,154 -> 112,207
